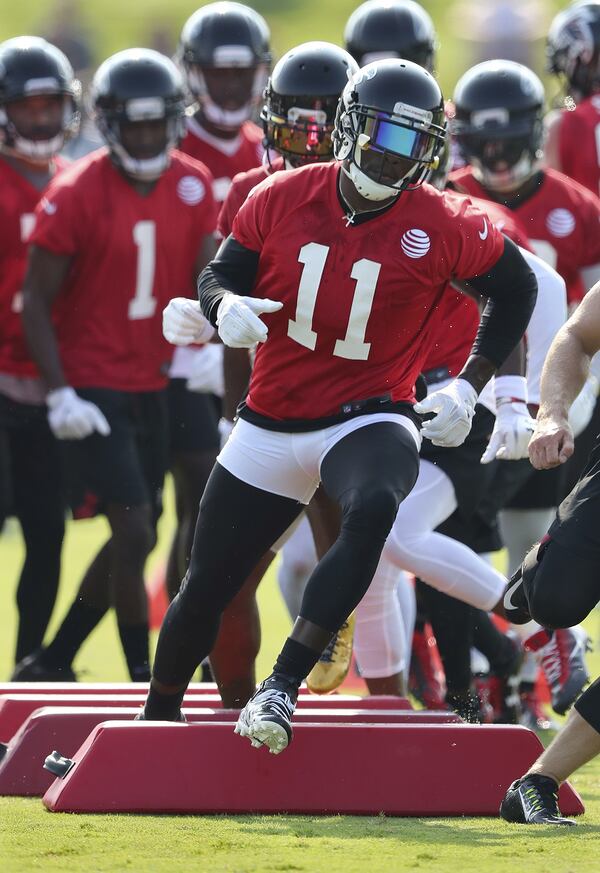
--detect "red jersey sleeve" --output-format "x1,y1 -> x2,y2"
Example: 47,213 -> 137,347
438,193 -> 505,281
217,175 -> 247,239
230,178 -> 275,252
577,187 -> 600,267
30,177 -> 87,256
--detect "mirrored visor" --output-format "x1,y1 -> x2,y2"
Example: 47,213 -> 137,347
363,114 -> 437,162
270,114 -> 334,157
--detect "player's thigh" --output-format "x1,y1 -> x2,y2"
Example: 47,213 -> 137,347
130,390 -> 171,529
391,460 -> 457,537
168,378 -> 219,458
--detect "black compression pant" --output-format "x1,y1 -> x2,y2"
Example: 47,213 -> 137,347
152,421 -> 419,687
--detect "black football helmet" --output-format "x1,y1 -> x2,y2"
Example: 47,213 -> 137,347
0,36 -> 80,162
333,58 -> 446,200
261,42 -> 359,168
344,0 -> 436,72
548,2 -> 600,100
91,49 -> 186,181
452,60 -> 545,191
179,2 -> 271,130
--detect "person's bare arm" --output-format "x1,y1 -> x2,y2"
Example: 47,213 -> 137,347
21,245 -> 73,391
530,282 -> 600,469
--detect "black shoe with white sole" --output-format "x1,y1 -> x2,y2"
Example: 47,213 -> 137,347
500,775 -> 576,826
235,673 -> 298,755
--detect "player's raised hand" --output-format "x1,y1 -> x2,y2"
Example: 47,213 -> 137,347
216,292 -> 283,348
46,386 -> 111,440
528,415 -> 574,470
163,297 -> 216,346
481,399 -> 536,463
415,378 -> 477,447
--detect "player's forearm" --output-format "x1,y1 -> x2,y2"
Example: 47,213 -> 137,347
21,290 -> 67,392
198,235 -> 260,325
537,325 -> 590,422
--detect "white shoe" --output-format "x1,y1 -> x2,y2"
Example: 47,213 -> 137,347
234,675 -> 297,755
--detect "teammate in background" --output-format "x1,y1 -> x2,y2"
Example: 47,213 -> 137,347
161,2 -> 271,611
0,37 -> 79,666
142,59 -> 537,755
13,49 -> 216,682
501,282 -> 600,826
165,40 -> 359,705
545,2 -> 600,197
343,0 -> 436,72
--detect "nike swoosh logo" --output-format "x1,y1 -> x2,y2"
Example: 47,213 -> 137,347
503,575 -> 523,611
479,219 -> 488,241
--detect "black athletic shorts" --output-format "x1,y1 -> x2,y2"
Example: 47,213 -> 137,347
0,391 -> 65,526
420,404 -> 496,519
167,378 -> 220,455
547,435 -> 600,557
67,388 -> 169,525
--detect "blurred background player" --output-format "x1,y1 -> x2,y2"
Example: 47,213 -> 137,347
161,4 -> 271,634
0,36 -> 79,667
13,48 -> 216,682
343,0 -> 436,72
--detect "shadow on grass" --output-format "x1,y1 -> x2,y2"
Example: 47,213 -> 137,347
233,815 -> 600,845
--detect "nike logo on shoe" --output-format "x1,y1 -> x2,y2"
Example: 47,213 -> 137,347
479,219 -> 488,241
504,575 -> 523,611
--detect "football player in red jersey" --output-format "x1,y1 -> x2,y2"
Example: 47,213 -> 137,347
159,2 -> 271,611
141,59 -> 537,753
546,2 -> 600,197
0,37 -> 79,666
164,41 -> 358,705
14,49 -> 217,683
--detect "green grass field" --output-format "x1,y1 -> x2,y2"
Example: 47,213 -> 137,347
2,481 -> 600,872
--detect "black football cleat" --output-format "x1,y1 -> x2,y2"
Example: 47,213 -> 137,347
11,649 -> 76,682
235,673 -> 298,754
500,775 -> 576,826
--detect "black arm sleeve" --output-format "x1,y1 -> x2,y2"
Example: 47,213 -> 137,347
464,235 -> 537,368
198,234 -> 260,326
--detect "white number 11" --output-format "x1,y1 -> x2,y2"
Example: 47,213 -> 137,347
287,242 -> 381,361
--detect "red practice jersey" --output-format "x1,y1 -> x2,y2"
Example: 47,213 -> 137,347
231,163 -> 504,422
180,117 -> 264,205
425,193 -> 532,376
30,148 -> 216,392
451,165 -> 600,305
0,156 -> 67,378
558,95 -> 600,197
218,156 -> 284,239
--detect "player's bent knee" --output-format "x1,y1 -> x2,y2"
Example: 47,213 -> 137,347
342,485 -> 400,538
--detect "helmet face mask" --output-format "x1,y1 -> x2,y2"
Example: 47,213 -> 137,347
0,36 -> 80,163
91,49 -> 187,182
333,60 -> 446,201
547,2 -> 600,100
261,41 -> 359,169
453,60 -> 545,192
179,2 -> 271,131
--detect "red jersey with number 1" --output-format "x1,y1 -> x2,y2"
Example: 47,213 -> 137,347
30,147 -> 216,392
451,165 -> 600,305
180,117 -> 264,205
0,156 -> 67,378
558,95 -> 600,197
231,162 -> 504,422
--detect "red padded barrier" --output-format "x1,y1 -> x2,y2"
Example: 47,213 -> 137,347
42,721 -> 585,816
0,706 -> 458,797
0,694 -> 410,742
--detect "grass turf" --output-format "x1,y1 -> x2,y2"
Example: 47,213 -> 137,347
2,480 -> 600,870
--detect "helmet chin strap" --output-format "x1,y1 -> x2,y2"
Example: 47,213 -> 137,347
342,160 -> 400,201
474,153 -> 534,193
201,97 -> 252,130
112,141 -> 170,181
5,133 -> 65,163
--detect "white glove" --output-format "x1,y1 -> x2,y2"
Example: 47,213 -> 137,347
481,399 -> 536,463
216,292 -> 283,348
568,375 -> 599,438
162,297 -> 216,346
414,378 -> 477,447
218,417 -> 234,449
186,344 -> 225,396
47,386 -> 111,440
